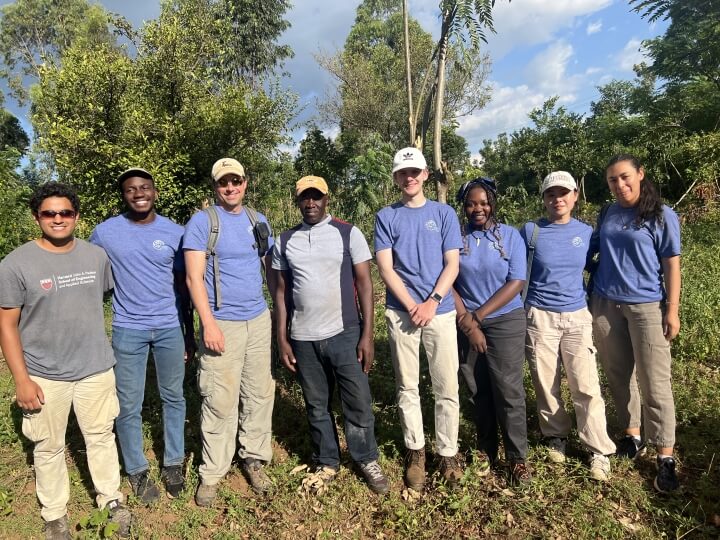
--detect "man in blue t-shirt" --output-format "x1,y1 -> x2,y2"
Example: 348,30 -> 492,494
374,147 -> 464,492
184,158 -> 275,506
90,168 -> 195,503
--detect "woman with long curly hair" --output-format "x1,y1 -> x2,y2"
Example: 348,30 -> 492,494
590,154 -> 682,493
452,177 -> 531,486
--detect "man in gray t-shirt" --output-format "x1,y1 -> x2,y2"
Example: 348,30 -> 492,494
0,183 -> 130,538
272,175 -> 389,495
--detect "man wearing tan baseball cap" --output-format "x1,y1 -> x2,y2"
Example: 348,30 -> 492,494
183,158 -> 275,505
272,175 -> 389,495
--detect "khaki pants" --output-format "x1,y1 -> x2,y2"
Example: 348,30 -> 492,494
22,369 -> 123,522
591,295 -> 676,448
526,306 -> 615,456
385,309 -> 460,457
197,309 -> 275,484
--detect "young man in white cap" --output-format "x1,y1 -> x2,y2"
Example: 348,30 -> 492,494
273,175 -> 389,495
374,147 -> 464,491
90,168 -> 195,502
183,158 -> 275,506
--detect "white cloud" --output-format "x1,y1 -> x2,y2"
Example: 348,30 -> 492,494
586,20 -> 603,35
525,41 -> 576,93
486,0 -> 613,58
616,38 -> 646,71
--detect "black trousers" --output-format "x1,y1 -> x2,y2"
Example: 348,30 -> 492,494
459,308 -> 528,463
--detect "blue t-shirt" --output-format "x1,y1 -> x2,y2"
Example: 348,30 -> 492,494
183,205 -> 273,321
374,200 -> 462,314
593,203 -> 681,303
520,218 -> 591,313
90,214 -> 185,330
454,223 -> 525,319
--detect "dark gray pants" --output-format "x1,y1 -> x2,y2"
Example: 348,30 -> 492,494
459,308 -> 528,463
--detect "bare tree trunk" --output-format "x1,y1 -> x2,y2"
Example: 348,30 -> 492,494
402,0 -> 416,146
433,9 -> 452,203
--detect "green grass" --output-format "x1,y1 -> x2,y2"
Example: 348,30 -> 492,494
1,216 -> 719,539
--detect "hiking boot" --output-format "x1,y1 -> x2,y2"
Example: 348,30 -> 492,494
304,465 -> 338,495
128,469 -> 160,504
546,437 -> 567,464
589,454 -> 611,482
242,458 -> 273,495
474,450 -> 491,477
195,481 -> 218,507
162,465 -> 185,499
615,435 -> 646,460
404,448 -> 426,492
510,461 -> 533,486
44,514 -> 71,540
438,454 -> 464,490
358,460 -> 390,494
654,456 -> 679,493
106,499 -> 131,538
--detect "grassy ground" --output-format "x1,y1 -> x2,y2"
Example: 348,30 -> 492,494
1,217 -> 719,539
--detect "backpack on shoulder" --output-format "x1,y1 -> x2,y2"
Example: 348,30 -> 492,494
204,206 -> 272,309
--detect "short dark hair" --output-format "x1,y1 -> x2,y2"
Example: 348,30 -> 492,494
29,183 -> 80,214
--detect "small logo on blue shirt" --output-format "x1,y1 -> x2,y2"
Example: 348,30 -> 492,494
572,236 -> 584,247
153,240 -> 166,250
425,220 -> 439,232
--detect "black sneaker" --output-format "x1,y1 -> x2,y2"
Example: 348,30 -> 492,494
654,456 -> 679,493
162,465 -> 185,499
128,469 -> 160,504
106,499 -> 132,538
615,435 -> 646,460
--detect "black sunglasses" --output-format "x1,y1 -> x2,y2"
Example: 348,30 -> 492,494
215,177 -> 246,188
38,209 -> 77,219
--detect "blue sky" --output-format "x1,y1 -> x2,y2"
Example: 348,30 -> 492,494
1,0 -> 666,160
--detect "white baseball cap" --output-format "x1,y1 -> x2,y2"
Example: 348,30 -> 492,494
541,171 -> 577,193
392,147 -> 427,173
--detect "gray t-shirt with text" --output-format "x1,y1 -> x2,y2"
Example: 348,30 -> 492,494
0,239 -> 115,381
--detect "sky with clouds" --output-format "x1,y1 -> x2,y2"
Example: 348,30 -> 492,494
2,0 -> 667,158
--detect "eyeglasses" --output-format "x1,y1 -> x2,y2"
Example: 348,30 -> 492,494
38,209 -> 77,219
215,177 -> 246,188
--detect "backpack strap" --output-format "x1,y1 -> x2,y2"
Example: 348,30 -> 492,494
522,221 -> 540,303
244,206 -> 270,279
204,206 -> 222,309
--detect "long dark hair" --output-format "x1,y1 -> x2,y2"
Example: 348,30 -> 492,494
606,154 -> 663,224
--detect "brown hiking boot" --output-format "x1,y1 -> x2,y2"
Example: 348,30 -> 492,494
438,454 -> 463,489
404,448 -> 426,491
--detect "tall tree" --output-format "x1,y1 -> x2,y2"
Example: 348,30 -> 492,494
0,0 -> 128,103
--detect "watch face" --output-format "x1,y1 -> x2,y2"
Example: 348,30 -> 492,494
432,293 -> 443,302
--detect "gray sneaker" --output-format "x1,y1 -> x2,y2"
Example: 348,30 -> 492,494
242,458 -> 273,495
358,460 -> 390,494
44,515 -> 71,540
106,499 -> 131,538
546,437 -> 567,464
589,454 -> 611,481
195,481 -> 218,507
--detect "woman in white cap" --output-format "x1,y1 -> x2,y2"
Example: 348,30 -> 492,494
453,177 -> 532,486
520,171 -> 615,481
590,154 -> 681,493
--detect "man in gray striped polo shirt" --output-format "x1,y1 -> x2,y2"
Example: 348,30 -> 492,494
272,175 -> 389,495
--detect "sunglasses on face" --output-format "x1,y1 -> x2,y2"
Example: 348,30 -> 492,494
37,209 -> 77,219
215,177 -> 246,188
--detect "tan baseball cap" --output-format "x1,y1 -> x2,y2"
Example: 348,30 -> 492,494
541,171 -> 577,193
296,175 -> 329,196
211,158 -> 245,181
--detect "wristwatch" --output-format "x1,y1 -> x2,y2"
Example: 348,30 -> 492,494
429,292 -> 443,303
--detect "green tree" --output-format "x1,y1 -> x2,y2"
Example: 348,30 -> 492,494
0,0 -> 128,103
0,108 -> 29,153
29,0 -> 296,227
